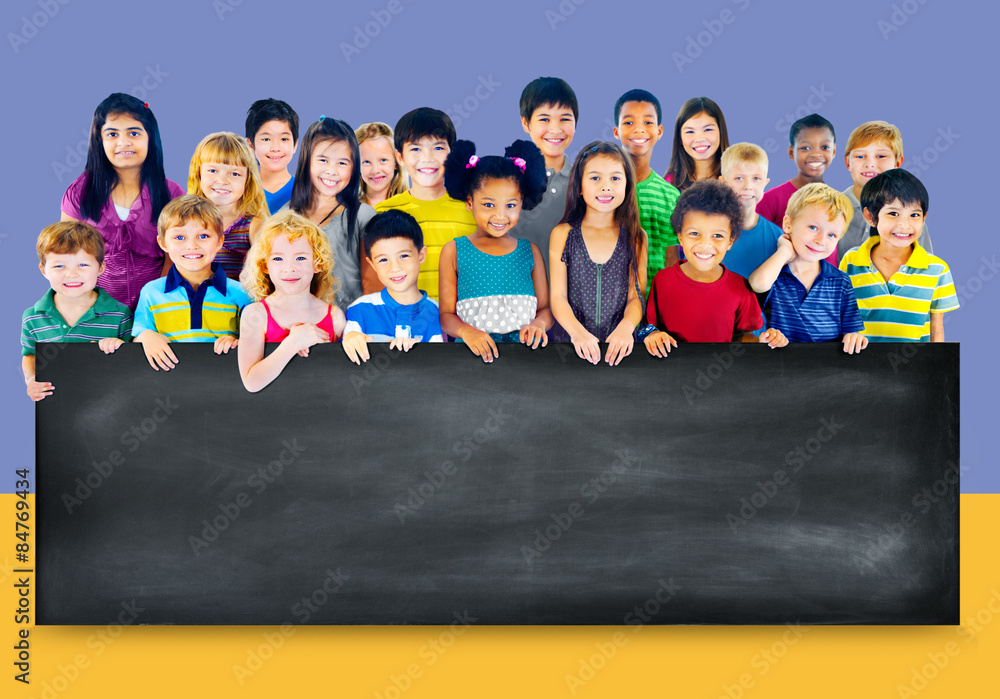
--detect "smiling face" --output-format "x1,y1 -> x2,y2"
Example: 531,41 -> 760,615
846,141 -> 901,191
309,139 -> 353,204
199,162 -> 248,210
677,210 -> 733,280
158,219 -> 223,279
790,126 -> 836,179
614,101 -> 663,159
359,136 -> 396,199
266,233 -> 319,296
865,198 -> 925,250
721,163 -> 770,213
101,113 -> 149,173
783,204 -> 845,261
467,177 -> 523,238
367,236 -> 426,297
398,136 -> 450,192
580,154 -> 627,214
521,102 -> 576,167
251,119 -> 297,174
679,111 -> 720,163
40,250 -> 104,299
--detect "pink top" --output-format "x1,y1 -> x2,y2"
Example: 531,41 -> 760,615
261,299 -> 338,343
755,180 -> 799,228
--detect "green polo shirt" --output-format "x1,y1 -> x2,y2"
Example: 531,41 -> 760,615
21,288 -> 133,356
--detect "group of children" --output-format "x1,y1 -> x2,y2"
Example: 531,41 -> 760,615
21,79 -> 959,398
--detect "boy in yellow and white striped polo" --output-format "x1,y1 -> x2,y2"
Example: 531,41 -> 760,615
839,170 -> 958,341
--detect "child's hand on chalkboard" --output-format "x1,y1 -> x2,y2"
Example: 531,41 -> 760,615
343,331 -> 373,364
389,336 -> 419,353
758,328 -> 788,348
97,337 -> 124,354
463,328 -> 499,363
842,332 -> 868,354
604,325 -> 634,366
570,329 -> 601,365
214,336 -> 238,355
519,322 -> 548,350
135,330 -> 178,371
26,377 -> 53,401
643,330 -> 677,358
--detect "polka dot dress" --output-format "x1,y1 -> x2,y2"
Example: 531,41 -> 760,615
455,236 -> 537,342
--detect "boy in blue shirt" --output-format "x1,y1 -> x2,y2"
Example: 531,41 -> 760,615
132,195 -> 251,370
342,210 -> 443,364
245,98 -> 299,213
749,183 -> 867,353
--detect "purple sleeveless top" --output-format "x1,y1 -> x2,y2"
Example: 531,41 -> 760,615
553,221 -> 633,342
215,215 -> 253,280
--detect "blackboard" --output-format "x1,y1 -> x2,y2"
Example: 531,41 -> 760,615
36,342 -> 959,625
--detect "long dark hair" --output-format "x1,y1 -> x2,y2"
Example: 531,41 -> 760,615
561,141 -> 646,295
81,93 -> 170,224
664,97 -> 729,191
289,117 -> 362,240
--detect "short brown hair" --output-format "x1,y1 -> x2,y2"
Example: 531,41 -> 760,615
720,142 -> 769,177
37,221 -> 105,265
844,121 -> 904,160
156,195 -> 223,241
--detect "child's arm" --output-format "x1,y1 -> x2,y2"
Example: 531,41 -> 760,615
749,234 -> 795,293
248,216 -> 264,246
739,328 -> 788,347
520,242 -> 553,350
237,302 -> 330,392
930,312 -> 945,342
549,224 -> 600,364
22,355 -> 53,401
603,233 -> 648,366
134,330 -> 178,371
641,278 -> 678,357
842,333 -> 868,353
663,245 -> 680,270
438,240 -> 498,363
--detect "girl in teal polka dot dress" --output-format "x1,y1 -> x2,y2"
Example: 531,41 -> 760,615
438,139 -> 552,362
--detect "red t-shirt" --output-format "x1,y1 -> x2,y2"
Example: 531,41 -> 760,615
755,180 -> 798,227
646,263 -> 763,342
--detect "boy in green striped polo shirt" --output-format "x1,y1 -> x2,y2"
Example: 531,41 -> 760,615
21,221 -> 132,401
613,89 -> 681,295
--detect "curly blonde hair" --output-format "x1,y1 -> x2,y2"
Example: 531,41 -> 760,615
240,210 -> 337,303
355,122 -> 408,204
188,132 -> 270,220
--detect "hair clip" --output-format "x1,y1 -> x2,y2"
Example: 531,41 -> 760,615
143,102 -> 149,109
589,146 -> 599,153
318,115 -> 326,122
466,155 -> 479,169
509,157 -> 526,172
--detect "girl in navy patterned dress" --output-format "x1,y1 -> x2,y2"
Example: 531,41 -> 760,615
549,141 -> 648,365
188,132 -> 270,280
438,140 -> 552,363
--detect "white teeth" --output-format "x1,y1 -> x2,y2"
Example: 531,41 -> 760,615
693,252 -> 714,259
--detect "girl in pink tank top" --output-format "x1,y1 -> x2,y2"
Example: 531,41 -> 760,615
237,210 -> 346,392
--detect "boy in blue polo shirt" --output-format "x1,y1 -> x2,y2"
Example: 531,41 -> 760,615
132,195 -> 251,371
342,210 -> 443,364
21,221 -> 132,401
749,183 -> 867,353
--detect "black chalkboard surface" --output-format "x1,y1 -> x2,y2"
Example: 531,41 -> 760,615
36,342 -> 959,625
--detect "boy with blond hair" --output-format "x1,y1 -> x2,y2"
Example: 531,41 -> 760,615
838,120 -> 932,262
749,183 -> 867,352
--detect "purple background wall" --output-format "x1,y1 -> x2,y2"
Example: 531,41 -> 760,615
3,0 -> 993,491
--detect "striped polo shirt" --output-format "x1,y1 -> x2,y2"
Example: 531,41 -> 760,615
375,191 -> 476,301
839,237 -> 959,341
764,261 -> 865,342
21,288 -> 133,355
637,171 -> 681,295
132,263 -> 250,342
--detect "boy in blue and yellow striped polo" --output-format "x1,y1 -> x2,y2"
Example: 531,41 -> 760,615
839,170 -> 958,341
21,221 -> 132,401
132,196 -> 250,371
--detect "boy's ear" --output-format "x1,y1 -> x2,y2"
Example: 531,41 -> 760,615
781,214 -> 793,235
245,136 -> 254,150
718,175 -> 725,182
862,207 -> 876,226
612,126 -> 620,140
520,116 -> 530,134
788,144 -> 795,160
38,262 -> 45,276
156,236 -> 168,253
98,261 -> 106,276
896,155 -> 904,168
418,246 -> 427,264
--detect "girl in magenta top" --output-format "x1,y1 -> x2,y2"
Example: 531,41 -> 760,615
238,210 -> 346,393
60,93 -> 184,309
